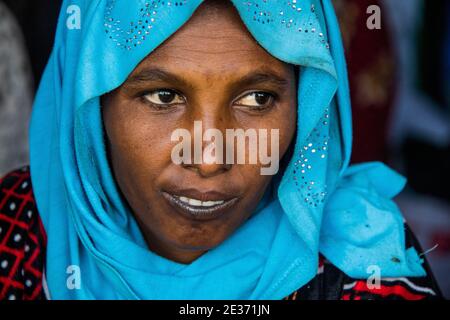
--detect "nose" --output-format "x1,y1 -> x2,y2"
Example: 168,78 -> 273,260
183,160 -> 231,178
182,118 -> 232,178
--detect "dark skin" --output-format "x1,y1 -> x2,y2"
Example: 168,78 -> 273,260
102,0 -> 297,264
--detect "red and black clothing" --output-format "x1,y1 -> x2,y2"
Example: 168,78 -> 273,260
0,167 -> 46,300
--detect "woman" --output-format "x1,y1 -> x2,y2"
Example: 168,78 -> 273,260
0,0 -> 442,300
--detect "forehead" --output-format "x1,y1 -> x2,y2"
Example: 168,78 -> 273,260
131,0 -> 291,78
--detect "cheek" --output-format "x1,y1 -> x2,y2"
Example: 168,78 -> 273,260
276,101 -> 297,156
280,112 -> 297,155
241,108 -> 296,160
102,102 -> 178,195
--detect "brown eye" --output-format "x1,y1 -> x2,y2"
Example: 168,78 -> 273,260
235,92 -> 274,109
143,89 -> 185,106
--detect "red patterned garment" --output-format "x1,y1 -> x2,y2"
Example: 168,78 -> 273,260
0,167 -> 46,300
0,167 -> 443,300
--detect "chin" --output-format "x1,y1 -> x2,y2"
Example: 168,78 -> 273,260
172,231 -> 228,252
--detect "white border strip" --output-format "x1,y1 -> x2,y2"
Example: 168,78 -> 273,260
381,277 -> 436,296
42,266 -> 51,300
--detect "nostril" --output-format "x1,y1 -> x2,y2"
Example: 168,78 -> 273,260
198,163 -> 231,178
183,161 -> 231,178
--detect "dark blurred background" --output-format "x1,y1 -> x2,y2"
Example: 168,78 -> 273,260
0,0 -> 448,297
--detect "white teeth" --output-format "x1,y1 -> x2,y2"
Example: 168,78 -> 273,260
189,198 -> 202,206
178,196 -> 225,207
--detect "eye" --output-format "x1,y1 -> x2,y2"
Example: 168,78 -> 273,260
234,91 -> 275,110
142,89 -> 185,106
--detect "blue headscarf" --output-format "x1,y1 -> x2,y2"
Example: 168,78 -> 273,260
29,0 -> 425,300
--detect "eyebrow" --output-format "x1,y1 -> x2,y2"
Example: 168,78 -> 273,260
125,67 -> 291,90
236,70 -> 291,89
126,68 -> 193,89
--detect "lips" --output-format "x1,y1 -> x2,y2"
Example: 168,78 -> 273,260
162,189 -> 239,221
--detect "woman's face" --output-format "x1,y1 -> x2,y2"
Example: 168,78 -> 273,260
102,0 -> 297,263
